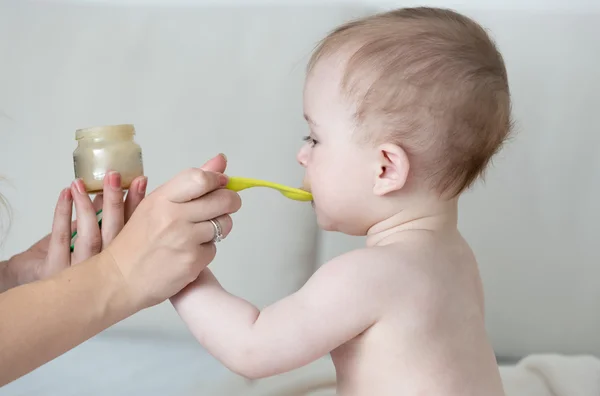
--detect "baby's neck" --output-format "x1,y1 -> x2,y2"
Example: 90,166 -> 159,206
366,197 -> 459,247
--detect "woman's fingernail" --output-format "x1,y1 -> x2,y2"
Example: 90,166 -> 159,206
219,153 -> 227,162
60,188 -> 72,201
138,176 -> 148,194
73,179 -> 87,194
219,174 -> 228,186
109,171 -> 122,191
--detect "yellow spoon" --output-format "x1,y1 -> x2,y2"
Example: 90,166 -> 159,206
225,176 -> 313,202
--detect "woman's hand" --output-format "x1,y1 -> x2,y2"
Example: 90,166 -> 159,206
3,172 -> 147,290
0,155 -> 240,386
104,154 -> 241,310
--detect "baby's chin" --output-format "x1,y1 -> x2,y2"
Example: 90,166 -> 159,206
313,208 -> 340,232
314,208 -> 370,235
316,218 -> 337,232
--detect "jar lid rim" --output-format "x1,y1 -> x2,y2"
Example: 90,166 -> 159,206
75,124 -> 135,140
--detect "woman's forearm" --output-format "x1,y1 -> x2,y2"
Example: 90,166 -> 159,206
0,252 -> 134,386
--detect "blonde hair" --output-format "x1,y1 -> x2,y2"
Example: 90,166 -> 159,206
308,7 -> 512,197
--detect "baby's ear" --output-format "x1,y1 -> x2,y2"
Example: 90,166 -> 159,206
372,143 -> 409,196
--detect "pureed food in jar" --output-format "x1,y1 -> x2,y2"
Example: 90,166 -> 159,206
73,124 -> 144,193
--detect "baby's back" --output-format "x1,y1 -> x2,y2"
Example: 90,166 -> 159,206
332,230 -> 504,396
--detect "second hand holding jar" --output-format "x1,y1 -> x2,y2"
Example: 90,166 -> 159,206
73,124 -> 144,193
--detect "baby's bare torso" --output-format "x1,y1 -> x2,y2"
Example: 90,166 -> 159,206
331,230 -> 504,396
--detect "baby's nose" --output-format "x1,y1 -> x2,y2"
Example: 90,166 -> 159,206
296,146 -> 308,167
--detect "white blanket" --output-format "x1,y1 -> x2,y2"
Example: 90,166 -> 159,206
500,354 -> 600,396
213,354 -> 600,396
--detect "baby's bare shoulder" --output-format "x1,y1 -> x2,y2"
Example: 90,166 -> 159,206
320,245 -> 408,276
333,239 -> 440,276
317,245 -> 418,298
319,232 -> 476,296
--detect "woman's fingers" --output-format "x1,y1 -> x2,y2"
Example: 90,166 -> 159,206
191,214 -> 233,244
68,173 -> 147,259
183,188 -> 242,223
92,194 -> 103,212
100,171 -> 125,247
161,168 -> 228,204
45,188 -> 74,271
124,175 -> 147,221
71,179 -> 102,263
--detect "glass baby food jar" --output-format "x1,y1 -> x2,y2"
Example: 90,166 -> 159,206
73,124 -> 144,193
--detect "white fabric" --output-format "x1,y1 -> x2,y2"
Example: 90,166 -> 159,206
500,354 -> 600,396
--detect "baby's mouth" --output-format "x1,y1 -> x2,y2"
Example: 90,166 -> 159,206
301,179 -> 311,192
300,179 -> 313,203
299,186 -> 313,203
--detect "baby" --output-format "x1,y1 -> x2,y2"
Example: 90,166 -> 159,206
171,7 -> 511,396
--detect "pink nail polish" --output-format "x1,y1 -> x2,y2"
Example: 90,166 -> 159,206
138,177 -> 148,194
109,171 -> 122,191
63,188 -> 73,201
73,179 -> 86,194
59,188 -> 70,201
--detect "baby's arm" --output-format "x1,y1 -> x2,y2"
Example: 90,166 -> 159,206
170,249 -> 383,379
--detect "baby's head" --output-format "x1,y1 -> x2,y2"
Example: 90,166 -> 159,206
297,7 -> 512,235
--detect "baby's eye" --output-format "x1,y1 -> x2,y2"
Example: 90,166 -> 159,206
302,135 -> 318,147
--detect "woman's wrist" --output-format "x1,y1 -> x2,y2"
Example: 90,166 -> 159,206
62,251 -> 138,324
1,250 -> 136,318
